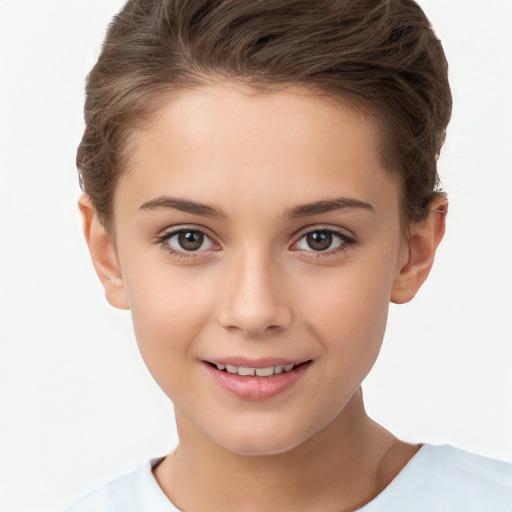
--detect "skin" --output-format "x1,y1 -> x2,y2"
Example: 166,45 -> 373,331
80,83 -> 447,511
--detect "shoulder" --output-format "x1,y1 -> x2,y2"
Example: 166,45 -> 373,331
361,444 -> 512,512
419,445 -> 512,497
66,457 -> 177,512
67,470 -> 140,512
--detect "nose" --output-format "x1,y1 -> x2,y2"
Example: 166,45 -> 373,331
217,248 -> 293,337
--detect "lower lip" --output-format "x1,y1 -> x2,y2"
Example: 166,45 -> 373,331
204,362 -> 311,401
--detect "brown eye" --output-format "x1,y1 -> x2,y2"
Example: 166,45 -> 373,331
293,229 -> 348,253
305,231 -> 333,251
178,231 -> 204,250
163,229 -> 214,252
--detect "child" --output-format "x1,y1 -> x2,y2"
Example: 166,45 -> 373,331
68,0 -> 512,510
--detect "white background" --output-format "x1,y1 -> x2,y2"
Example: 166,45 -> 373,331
0,1 -> 511,510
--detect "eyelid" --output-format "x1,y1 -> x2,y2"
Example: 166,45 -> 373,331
157,224 -> 218,241
155,224 -> 221,257
289,225 -> 357,254
291,224 -> 356,243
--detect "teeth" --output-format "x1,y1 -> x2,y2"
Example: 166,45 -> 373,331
237,367 -> 256,376
255,367 -> 274,377
214,362 -> 298,376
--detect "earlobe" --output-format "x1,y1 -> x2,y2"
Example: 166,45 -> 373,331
78,194 -> 129,310
391,195 -> 448,304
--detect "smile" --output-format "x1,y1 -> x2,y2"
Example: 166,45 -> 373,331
212,362 -> 298,377
204,360 -> 312,400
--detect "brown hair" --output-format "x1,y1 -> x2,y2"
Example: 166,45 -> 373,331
77,0 -> 452,230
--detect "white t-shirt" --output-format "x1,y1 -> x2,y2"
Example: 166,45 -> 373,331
67,444 -> 512,511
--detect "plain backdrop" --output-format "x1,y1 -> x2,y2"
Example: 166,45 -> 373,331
1,1 -> 511,510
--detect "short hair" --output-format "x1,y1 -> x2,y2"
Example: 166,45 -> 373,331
78,0 -> 452,230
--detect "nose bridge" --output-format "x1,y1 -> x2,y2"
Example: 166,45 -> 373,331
218,243 -> 292,336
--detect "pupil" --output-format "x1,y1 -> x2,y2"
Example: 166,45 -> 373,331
178,231 -> 204,250
307,232 -> 332,251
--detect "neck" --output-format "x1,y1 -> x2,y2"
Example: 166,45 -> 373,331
154,389 -> 418,512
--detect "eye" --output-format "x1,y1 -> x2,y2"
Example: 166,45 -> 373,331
159,228 -> 215,253
293,229 -> 353,252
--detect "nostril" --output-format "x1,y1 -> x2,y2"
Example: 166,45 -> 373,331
219,321 -> 285,337
216,266 -> 293,335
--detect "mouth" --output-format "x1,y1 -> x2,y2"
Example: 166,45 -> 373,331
205,360 -> 312,377
203,359 -> 313,400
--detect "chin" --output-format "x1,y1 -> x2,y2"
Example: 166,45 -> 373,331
221,438 -> 301,457
212,421 -> 316,457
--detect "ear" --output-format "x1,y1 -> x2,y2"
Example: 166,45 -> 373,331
391,195 -> 448,304
78,194 -> 129,310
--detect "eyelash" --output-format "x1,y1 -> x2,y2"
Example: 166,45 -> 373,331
155,227 -> 216,260
155,226 -> 357,260
291,227 -> 357,258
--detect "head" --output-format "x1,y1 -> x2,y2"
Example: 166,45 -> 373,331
78,0 -> 451,232
78,0 -> 451,455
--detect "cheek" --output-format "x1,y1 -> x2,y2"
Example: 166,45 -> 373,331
300,259 -> 394,369
122,264 -> 216,390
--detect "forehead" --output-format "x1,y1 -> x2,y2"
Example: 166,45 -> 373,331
115,83 -> 401,221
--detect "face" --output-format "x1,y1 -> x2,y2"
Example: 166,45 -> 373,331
107,83 -> 410,455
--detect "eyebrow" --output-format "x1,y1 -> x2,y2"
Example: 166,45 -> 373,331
138,197 -> 226,218
138,196 -> 374,219
286,197 -> 374,218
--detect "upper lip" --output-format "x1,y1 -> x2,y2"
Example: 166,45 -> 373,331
203,357 -> 312,368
